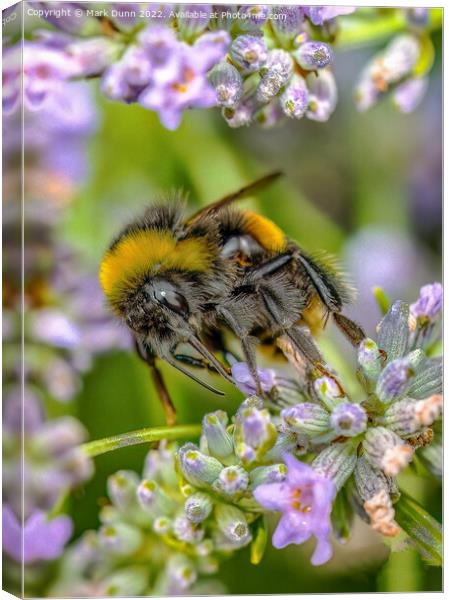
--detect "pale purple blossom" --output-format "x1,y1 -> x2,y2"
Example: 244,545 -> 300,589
3,504 -> 72,564
410,283 -> 443,320
254,454 -> 336,565
393,77 -> 429,113
304,6 -> 356,26
231,361 -> 276,395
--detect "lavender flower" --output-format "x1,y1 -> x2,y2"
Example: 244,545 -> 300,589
177,5 -> 211,40
209,61 -> 243,109
3,505 -> 72,564
238,5 -> 269,32
304,6 -> 356,26
280,75 -> 309,119
410,283 -> 443,320
281,403 -> 330,435
330,403 -> 367,437
230,35 -> 268,73
138,40 -> 220,130
270,6 -> 304,47
293,42 -> 333,71
393,77 -> 429,113
257,49 -> 293,102
375,356 -> 415,404
305,69 -> 338,122
231,362 -> 276,395
254,454 -> 336,565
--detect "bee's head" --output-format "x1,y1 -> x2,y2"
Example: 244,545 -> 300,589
121,275 -> 193,338
99,217 -> 217,343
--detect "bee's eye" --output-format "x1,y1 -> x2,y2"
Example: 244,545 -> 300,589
149,281 -> 189,317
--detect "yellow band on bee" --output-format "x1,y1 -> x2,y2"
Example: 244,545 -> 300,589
242,211 -> 287,253
99,229 -> 212,302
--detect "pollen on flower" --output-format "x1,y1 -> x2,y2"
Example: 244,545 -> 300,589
364,490 -> 400,537
381,444 -> 414,476
415,394 -> 443,427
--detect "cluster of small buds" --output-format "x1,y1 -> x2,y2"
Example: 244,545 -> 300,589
48,283 -> 441,594
232,283 -> 442,549
354,9 -> 434,115
3,4 -> 370,130
51,440 -> 237,596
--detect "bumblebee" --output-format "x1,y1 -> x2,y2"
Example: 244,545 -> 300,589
99,174 -> 364,423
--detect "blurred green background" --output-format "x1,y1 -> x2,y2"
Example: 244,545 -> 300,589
50,26 -> 443,595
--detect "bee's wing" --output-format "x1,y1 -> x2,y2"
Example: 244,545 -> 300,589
187,170 -> 283,225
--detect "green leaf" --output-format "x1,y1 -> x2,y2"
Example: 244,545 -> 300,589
331,485 -> 354,544
81,423 -> 202,457
413,35 -> 435,78
373,286 -> 391,316
250,517 -> 268,565
394,492 -> 442,566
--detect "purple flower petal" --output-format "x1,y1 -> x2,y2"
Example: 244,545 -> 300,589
3,505 -> 73,564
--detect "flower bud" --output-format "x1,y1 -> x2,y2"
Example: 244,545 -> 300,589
393,77 -> 428,114
230,35 -> 268,73
293,42 -> 333,70
383,395 -> 442,437
254,99 -> 286,128
102,567 -> 149,597
264,431 -> 304,461
257,49 -> 293,102
234,405 -> 277,464
355,457 -> 400,536
107,470 -> 140,511
249,463 -> 287,489
354,456 -> 395,501
213,465 -> 249,496
280,75 -> 309,119
184,492 -> 213,523
406,8 -> 430,28
195,539 -> 214,557
313,376 -> 346,410
305,69 -> 338,122
232,362 -> 276,395
222,100 -> 255,128
173,515 -> 204,543
358,338 -> 385,381
166,554 -> 197,590
330,403 -> 367,437
270,6 -> 304,47
153,516 -> 172,535
136,479 -> 176,515
98,522 -> 142,555
31,417 -> 87,456
363,427 -> 414,476
67,38 -> 121,77
215,504 -> 251,545
312,441 -> 357,490
281,403 -> 330,435
410,283 -> 443,321
202,411 -> 234,462
375,357 -> 415,404
178,443 -> 223,488
238,5 -> 269,32
177,5 -> 211,40
209,62 -> 243,109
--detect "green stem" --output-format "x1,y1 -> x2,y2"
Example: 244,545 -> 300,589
336,8 -> 442,49
81,424 -> 202,458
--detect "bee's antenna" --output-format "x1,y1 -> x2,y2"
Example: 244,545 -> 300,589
165,356 -> 225,396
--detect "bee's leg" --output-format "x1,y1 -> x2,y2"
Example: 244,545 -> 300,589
296,253 -> 366,346
173,353 -> 218,373
134,337 -> 177,426
217,307 -> 262,396
258,288 -> 323,367
332,313 -> 366,346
